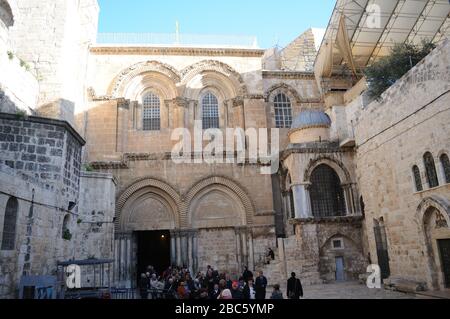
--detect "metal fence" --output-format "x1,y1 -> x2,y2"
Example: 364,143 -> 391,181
96,33 -> 259,48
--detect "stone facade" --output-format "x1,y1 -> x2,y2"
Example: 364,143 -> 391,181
1,0 -> 449,299
345,40 -> 450,290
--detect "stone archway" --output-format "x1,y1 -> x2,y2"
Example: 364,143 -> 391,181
417,197 -> 450,290
113,178 -> 182,288
183,176 -> 256,274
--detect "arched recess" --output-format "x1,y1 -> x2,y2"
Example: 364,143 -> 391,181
0,0 -> 14,28
417,196 -> 450,290
115,178 -> 182,232
180,60 -> 248,99
107,61 -> 181,99
183,176 -> 255,228
265,83 -> 302,104
304,157 -> 352,184
319,233 -> 366,281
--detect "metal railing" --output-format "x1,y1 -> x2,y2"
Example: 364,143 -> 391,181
96,33 -> 259,49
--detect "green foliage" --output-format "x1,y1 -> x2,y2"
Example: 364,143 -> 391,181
77,218 -> 83,224
364,41 -> 436,100
83,164 -> 94,172
7,51 -> 14,60
15,110 -> 27,119
62,228 -> 72,241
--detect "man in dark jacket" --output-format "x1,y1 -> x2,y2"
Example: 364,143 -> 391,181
255,271 -> 268,299
287,272 -> 303,299
242,266 -> 253,282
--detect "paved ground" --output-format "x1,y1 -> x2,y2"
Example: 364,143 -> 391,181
301,282 -> 417,299
272,281 -> 421,299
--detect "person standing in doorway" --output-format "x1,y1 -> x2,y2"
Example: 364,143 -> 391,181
255,271 -> 268,299
287,272 -> 303,299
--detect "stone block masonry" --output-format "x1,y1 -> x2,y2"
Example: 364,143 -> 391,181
0,113 -> 85,204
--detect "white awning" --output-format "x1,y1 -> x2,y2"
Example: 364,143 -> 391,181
315,0 -> 450,79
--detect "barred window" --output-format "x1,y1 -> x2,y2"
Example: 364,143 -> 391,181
441,154 -> 450,184
1,197 -> 18,251
202,92 -> 219,130
424,152 -> 439,188
412,165 -> 423,192
310,164 -> 346,218
274,93 -> 292,129
142,92 -> 161,131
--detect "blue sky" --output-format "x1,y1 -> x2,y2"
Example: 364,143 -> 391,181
97,0 -> 336,49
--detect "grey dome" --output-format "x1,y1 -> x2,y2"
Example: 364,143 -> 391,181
291,109 -> 331,130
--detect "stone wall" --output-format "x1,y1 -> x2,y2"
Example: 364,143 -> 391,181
8,0 -> 99,122
349,40 -> 450,290
0,113 -> 116,298
0,113 -> 84,206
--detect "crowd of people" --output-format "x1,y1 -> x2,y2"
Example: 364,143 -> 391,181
138,264 -> 303,300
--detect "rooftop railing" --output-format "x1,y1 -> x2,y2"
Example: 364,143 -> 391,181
96,33 -> 259,49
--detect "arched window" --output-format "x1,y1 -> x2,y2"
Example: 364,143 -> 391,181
202,92 -> 219,130
424,152 -> 439,188
412,165 -> 423,192
310,164 -> 346,218
274,93 -> 292,129
0,0 -> 14,28
142,92 -> 161,131
1,197 -> 18,250
440,153 -> 450,184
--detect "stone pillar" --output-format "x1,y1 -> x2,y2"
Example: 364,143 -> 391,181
192,231 -> 199,273
235,228 -> 243,272
114,233 -> 133,288
176,233 -> 182,266
241,229 -> 249,268
170,231 -> 177,265
181,232 -> 188,267
248,230 -> 255,271
343,184 -> 355,216
173,97 -> 187,129
292,183 -> 313,219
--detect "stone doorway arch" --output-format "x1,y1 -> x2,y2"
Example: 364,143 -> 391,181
113,178 -> 182,288
417,197 -> 450,290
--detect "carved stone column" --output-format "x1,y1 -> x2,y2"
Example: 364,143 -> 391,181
114,232 -> 134,288
292,183 -> 313,219
342,184 -> 355,216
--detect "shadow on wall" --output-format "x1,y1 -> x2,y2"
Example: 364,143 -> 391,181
0,88 -> 21,114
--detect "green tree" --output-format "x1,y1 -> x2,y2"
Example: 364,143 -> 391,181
364,41 -> 435,100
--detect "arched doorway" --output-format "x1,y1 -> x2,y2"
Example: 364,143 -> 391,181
419,198 -> 450,290
114,179 -> 181,288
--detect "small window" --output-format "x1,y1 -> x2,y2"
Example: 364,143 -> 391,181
1,197 -> 18,250
332,238 -> 344,250
424,152 -> 439,188
274,93 -> 292,129
142,92 -> 161,131
202,92 -> 219,130
412,165 -> 423,192
440,154 -> 450,184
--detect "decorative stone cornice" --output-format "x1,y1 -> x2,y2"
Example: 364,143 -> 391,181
262,71 -> 316,80
90,46 -> 266,57
289,216 -> 364,226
